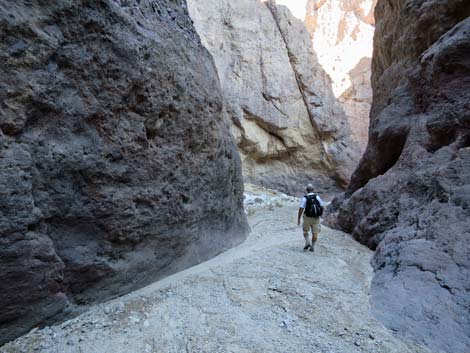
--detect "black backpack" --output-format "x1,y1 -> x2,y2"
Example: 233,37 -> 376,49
304,194 -> 323,217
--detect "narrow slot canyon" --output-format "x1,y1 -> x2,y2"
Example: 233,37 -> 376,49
0,1 -> 469,352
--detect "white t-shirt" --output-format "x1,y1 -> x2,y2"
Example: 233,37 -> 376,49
299,193 -> 324,209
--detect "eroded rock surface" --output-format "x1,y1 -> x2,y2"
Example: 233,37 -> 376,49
0,0 -> 248,344
188,0 -> 360,194
330,1 -> 470,352
306,0 -> 376,152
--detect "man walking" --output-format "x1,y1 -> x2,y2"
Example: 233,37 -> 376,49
297,184 -> 324,252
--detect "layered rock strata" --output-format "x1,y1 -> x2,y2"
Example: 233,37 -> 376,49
306,0 -> 376,152
188,0 -> 359,194
330,1 -> 470,352
0,0 -> 248,345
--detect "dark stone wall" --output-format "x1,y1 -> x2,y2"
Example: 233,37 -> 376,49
0,0 -> 248,344
329,1 -> 470,352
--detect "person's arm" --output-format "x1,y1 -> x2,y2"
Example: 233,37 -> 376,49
317,195 -> 325,207
297,207 -> 304,226
298,196 -> 306,225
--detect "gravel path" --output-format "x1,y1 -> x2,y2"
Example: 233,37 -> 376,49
1,205 -> 432,353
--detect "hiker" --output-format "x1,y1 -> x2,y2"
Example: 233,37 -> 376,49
297,184 -> 324,252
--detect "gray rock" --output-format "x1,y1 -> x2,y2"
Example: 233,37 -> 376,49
0,0 -> 248,344
329,1 -> 470,352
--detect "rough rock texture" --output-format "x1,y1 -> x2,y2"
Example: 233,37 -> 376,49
187,0 -> 359,194
0,0 -> 248,345
1,204 -> 432,353
330,1 -> 470,352
306,0 -> 376,153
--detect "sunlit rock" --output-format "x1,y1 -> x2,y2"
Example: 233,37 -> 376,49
188,0 -> 360,194
306,0 -> 376,152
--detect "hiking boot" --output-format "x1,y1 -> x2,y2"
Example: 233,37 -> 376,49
303,244 -> 310,251
309,245 -> 314,252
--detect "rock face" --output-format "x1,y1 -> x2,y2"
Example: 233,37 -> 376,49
330,1 -> 470,351
306,0 -> 376,153
0,0 -> 248,345
187,0 -> 360,194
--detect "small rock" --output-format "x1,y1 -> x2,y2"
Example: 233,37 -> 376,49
130,316 -> 140,323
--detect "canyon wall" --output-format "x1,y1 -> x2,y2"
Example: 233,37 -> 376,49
306,0 -> 376,153
330,0 -> 470,352
188,0 -> 360,194
0,0 -> 248,344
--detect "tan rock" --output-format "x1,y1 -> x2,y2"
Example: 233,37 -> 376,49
188,0 -> 360,193
306,0 -> 376,152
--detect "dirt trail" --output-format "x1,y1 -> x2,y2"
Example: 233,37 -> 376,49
1,204 -> 431,353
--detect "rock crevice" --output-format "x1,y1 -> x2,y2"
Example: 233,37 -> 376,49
305,0 -> 376,153
264,1 -> 338,181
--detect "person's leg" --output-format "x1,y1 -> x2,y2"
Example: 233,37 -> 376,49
302,218 -> 311,250
311,232 -> 317,246
310,219 -> 320,252
309,229 -> 316,252
303,233 -> 310,250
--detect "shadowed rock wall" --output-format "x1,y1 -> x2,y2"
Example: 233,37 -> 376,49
188,0 -> 360,194
0,0 -> 248,344
329,0 -> 470,351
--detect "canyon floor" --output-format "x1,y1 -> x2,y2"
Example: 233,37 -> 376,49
1,189 -> 432,353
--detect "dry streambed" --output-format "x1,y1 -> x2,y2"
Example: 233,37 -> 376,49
1,190 -> 431,353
